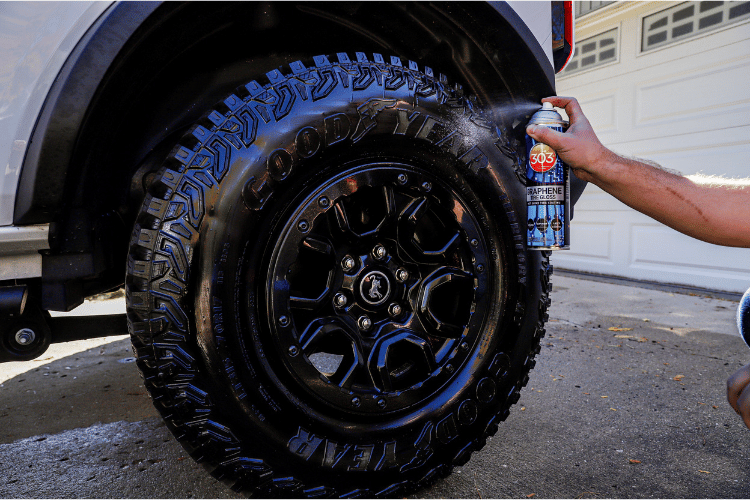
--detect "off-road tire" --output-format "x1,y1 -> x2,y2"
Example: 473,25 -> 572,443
125,52 -> 551,497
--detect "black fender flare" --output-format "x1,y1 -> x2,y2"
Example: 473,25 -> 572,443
15,1 -> 162,224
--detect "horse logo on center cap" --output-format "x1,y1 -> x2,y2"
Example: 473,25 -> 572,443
360,271 -> 390,306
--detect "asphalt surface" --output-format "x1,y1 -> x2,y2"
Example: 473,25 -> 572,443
1,276 -> 749,498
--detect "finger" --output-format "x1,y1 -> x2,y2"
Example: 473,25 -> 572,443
727,363 -> 750,414
738,385 -> 750,429
542,96 -> 585,123
525,124 -> 567,151
542,96 -> 577,108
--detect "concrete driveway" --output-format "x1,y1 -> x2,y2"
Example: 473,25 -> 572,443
1,275 -> 748,498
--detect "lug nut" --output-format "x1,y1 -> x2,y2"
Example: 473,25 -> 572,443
14,328 -> 35,346
334,292 -> 348,308
288,346 -> 299,357
421,181 -> 432,192
388,303 -> 402,317
445,364 -> 455,374
476,263 -> 485,273
396,269 -> 409,282
397,174 -> 408,185
351,397 -> 361,407
460,341 -> 469,351
358,315 -> 372,331
342,256 -> 355,271
318,196 -> 330,208
377,398 -> 387,409
278,315 -> 290,327
297,220 -> 309,232
470,238 -> 479,247
373,244 -> 387,260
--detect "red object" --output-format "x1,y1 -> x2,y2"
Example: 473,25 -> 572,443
562,1 -> 575,70
529,144 -> 557,173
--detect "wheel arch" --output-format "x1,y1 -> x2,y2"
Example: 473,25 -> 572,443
17,1 -> 556,310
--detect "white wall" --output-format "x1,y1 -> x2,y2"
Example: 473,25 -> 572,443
553,1 -> 750,293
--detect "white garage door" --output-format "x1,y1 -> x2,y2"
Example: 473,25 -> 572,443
552,1 -> 750,293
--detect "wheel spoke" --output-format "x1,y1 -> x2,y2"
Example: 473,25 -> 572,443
402,197 -> 430,226
420,230 -> 461,259
397,197 -> 430,262
333,201 -> 351,233
382,185 -> 397,218
300,318 -> 363,389
290,293 -> 326,310
368,330 -> 437,392
418,268 -> 474,338
334,186 -> 393,239
286,235 -> 335,311
299,318 -> 341,351
397,197 -> 462,263
301,236 -> 333,256
327,348 -> 362,389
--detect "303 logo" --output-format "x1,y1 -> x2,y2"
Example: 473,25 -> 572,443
529,143 -> 557,173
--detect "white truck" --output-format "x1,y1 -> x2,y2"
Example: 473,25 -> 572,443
0,2 -> 580,496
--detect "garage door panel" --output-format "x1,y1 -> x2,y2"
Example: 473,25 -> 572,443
566,223 -> 614,261
601,128 -> 750,175
635,56 -> 750,125
603,112 -> 750,147
579,93 -> 618,132
631,225 -> 750,271
624,261 -> 750,291
553,224 -> 750,291
573,186 -> 631,212
644,137 -> 750,177
559,21 -> 750,88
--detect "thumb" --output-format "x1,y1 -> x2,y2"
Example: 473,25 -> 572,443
526,124 -> 566,151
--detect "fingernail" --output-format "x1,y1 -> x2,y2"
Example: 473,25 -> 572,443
527,125 -> 537,135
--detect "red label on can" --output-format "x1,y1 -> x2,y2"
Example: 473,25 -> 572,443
529,143 -> 557,173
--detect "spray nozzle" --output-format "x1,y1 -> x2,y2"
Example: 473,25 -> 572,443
541,101 -> 554,110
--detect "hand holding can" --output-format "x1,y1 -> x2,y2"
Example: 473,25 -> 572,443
525,102 -> 570,250
526,96 -> 610,183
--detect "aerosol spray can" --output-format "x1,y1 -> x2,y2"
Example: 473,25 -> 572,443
525,102 -> 570,250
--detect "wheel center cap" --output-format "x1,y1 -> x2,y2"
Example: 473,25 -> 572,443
359,271 -> 391,306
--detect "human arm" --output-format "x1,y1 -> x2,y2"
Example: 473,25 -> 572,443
525,96 -> 750,248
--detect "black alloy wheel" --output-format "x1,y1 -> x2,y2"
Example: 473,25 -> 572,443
267,163 -> 491,415
126,52 -> 552,497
